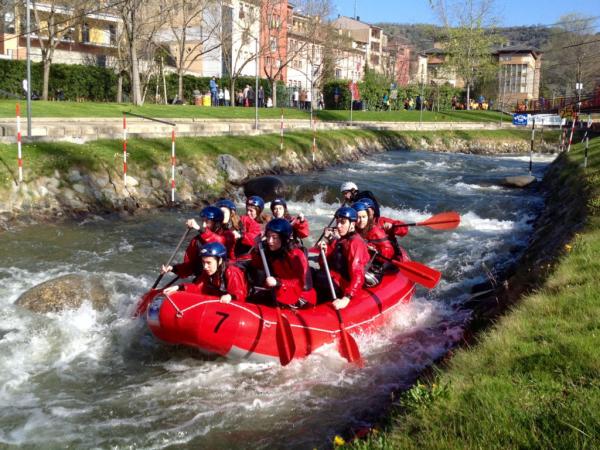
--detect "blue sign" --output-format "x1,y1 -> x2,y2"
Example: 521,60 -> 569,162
513,114 -> 528,126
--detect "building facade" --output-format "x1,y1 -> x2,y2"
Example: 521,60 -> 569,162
495,46 -> 542,106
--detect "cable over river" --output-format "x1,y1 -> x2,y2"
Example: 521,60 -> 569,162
0,149 -> 555,449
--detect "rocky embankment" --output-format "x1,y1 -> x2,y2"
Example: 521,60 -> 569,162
0,132 -> 556,230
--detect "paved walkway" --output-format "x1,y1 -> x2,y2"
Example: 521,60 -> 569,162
0,117 -> 510,143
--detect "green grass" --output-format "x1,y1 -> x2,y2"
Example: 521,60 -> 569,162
345,135 -> 600,449
0,129 -> 542,190
0,99 -> 510,122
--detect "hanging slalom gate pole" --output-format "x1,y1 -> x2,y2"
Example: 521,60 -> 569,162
16,103 -> 23,183
280,108 -> 284,151
171,126 -> 176,203
566,113 -> 576,153
559,124 -> 566,152
529,118 -> 535,176
122,113 -> 128,185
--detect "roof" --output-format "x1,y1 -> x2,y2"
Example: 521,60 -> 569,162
494,45 -> 542,57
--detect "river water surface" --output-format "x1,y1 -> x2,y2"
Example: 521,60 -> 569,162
0,149 -> 555,449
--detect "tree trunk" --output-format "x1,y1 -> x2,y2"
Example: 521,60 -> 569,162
178,70 -> 184,101
117,73 -> 123,103
42,58 -> 51,101
230,78 -> 236,107
271,79 -> 277,107
466,83 -> 471,110
130,42 -> 142,105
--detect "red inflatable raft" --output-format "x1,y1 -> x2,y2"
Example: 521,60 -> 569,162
145,269 -> 415,363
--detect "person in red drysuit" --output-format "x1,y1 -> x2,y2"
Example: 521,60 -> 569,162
358,197 -> 409,260
251,218 -> 316,308
319,206 -> 370,310
161,206 -> 229,279
233,195 -> 265,260
163,242 -> 247,304
269,198 -> 309,241
352,201 -> 395,260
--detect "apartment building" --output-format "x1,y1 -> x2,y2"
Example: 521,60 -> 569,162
286,10 -> 323,90
495,46 -> 542,106
331,16 -> 386,74
1,2 -> 119,66
259,0 -> 292,83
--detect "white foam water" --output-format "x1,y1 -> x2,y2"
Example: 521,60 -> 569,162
0,149 -> 552,449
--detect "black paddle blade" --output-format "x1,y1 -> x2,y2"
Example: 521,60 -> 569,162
275,309 -> 296,366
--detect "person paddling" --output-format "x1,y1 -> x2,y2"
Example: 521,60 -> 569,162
317,207 -> 370,310
234,195 -> 265,260
163,242 -> 247,304
269,198 -> 309,241
352,201 -> 395,260
340,181 -> 381,217
215,199 -> 242,259
251,218 -> 316,308
161,206 -> 227,279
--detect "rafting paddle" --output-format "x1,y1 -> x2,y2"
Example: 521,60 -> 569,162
392,211 -> 460,230
376,253 -> 441,289
133,228 -> 191,318
320,247 -> 363,367
258,240 -> 296,366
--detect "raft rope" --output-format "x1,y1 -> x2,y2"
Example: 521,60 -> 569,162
164,286 -> 415,334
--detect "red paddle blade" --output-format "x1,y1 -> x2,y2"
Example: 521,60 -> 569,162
133,288 -> 161,318
394,260 -> 441,289
418,211 -> 461,230
337,329 -> 364,367
275,309 -> 296,366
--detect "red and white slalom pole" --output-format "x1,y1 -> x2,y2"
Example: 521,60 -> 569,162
16,103 -> 23,183
171,127 -> 176,203
566,113 -> 576,153
280,109 -> 284,151
123,114 -> 128,184
559,124 -> 566,152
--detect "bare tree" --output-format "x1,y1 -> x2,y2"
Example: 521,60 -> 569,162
542,14 -> 600,99
28,0 -> 95,100
219,0 -> 263,106
428,0 -> 502,108
161,0 -> 221,100
120,0 -> 163,105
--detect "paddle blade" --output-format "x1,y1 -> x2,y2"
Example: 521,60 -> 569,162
275,309 -> 296,366
394,260 -> 442,289
418,211 -> 461,230
337,328 -> 364,367
133,289 -> 161,318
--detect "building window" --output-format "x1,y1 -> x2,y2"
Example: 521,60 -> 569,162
4,12 -> 15,34
109,24 -> 116,45
270,37 -> 277,52
82,22 -> 90,43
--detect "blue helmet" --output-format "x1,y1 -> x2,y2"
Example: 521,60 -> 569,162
357,197 -> 375,211
199,242 -> 227,259
265,218 -> 293,241
351,201 -> 369,212
200,206 -> 224,222
246,195 -> 265,212
270,198 -> 287,212
335,206 -> 358,222
215,199 -> 236,212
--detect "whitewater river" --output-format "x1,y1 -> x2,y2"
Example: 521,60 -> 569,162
0,149 -> 555,449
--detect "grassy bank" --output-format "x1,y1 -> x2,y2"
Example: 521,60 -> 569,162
347,135 -> 600,449
0,99 -> 508,122
0,129 -> 544,191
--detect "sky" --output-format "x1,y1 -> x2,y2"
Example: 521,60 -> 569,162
332,0 -> 600,28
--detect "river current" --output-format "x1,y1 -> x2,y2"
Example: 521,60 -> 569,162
0,149 -> 555,449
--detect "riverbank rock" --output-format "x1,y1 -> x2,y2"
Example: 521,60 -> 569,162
502,175 -> 537,188
15,274 -> 111,313
218,154 -> 248,183
243,176 -> 286,202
